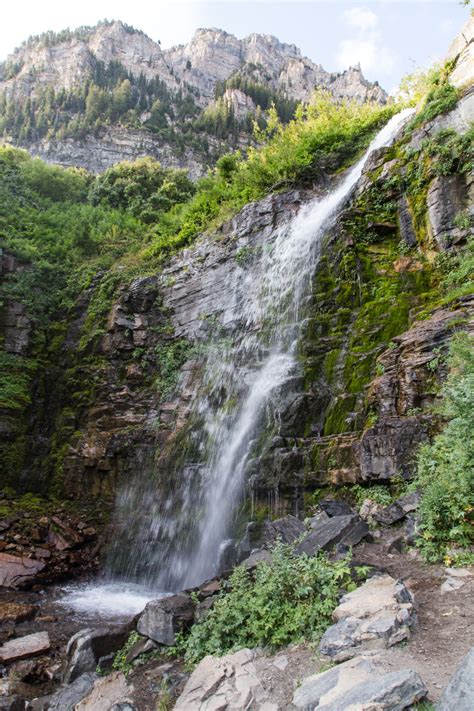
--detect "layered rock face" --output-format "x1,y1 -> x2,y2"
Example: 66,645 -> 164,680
0,20 -> 386,174
2,85 -> 472,509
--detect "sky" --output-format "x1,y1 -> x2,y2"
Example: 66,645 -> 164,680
1,1 -> 470,93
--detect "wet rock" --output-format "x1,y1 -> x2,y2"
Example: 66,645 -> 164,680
0,602 -> 37,624
319,574 -> 415,658
437,646 -> 474,711
260,514 -> 306,546
373,502 -> 405,526
396,491 -> 421,514
32,672 -> 98,711
0,553 -> 45,589
397,195 -> 417,247
318,499 -> 354,517
293,655 -> 427,710
359,418 -> 428,481
0,632 -> 50,663
295,514 -> 368,557
137,594 -> 195,645
174,648 -> 273,711
63,626 -> 132,683
241,549 -> 272,569
74,672 -> 134,711
371,492 -> 421,527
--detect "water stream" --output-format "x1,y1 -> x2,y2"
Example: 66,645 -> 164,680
62,109 -> 413,615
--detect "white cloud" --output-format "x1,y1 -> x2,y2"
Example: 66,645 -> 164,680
335,6 -> 398,76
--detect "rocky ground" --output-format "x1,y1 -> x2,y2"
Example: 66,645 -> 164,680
0,492 -> 473,710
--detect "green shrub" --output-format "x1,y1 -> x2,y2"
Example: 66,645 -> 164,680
177,542 -> 352,666
413,333 -> 474,562
408,65 -> 459,130
89,157 -> 195,224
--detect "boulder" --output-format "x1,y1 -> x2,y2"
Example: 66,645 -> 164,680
318,499 -> 354,517
74,672 -> 134,711
320,574 -> 415,658
295,514 -> 368,557
0,632 -> 50,663
137,594 -> 195,645
437,647 -> 474,711
372,504 -> 404,526
38,673 -> 98,711
173,648 -> 275,711
261,514 -> 306,546
0,553 -> 45,589
63,626 -> 132,684
293,655 -> 427,710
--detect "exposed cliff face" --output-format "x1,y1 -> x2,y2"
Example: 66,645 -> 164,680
0,20 -> 386,174
26,127 -> 207,180
2,89 -> 472,508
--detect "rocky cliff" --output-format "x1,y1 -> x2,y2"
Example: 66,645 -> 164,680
2,99 -> 472,517
0,16 -> 472,512
0,20 -> 386,174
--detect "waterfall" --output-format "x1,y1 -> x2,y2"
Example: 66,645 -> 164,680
107,109 -> 414,592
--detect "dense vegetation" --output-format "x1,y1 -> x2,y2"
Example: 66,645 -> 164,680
413,333 -> 474,564
173,543 -> 355,665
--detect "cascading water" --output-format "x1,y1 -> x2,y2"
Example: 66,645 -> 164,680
62,109 -> 414,614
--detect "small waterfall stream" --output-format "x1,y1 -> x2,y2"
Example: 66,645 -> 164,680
62,109 -> 413,614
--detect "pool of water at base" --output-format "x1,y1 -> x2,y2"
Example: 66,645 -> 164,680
54,580 -> 170,622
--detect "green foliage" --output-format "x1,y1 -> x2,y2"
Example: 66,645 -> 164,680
111,631 -> 155,676
338,477 -> 408,509
146,92 -> 396,254
89,158 -> 195,224
176,542 -> 352,666
413,333 -> 474,562
154,340 -> 194,398
408,65 -> 459,129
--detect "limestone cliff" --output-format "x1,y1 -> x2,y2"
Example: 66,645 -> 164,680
0,20 -> 386,175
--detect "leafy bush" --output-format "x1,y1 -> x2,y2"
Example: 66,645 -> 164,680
176,542 -> 352,666
408,64 -> 459,130
413,333 -> 474,562
89,158 -> 195,223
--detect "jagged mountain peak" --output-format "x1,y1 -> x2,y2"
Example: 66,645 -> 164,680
0,19 -> 387,176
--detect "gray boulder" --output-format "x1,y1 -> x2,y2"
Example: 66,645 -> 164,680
137,594 -> 195,645
295,514 -> 368,556
293,655 -> 427,709
320,574 -> 415,659
63,626 -> 131,683
261,514 -> 306,546
437,647 -> 474,711
36,673 -> 98,711
318,499 -> 354,517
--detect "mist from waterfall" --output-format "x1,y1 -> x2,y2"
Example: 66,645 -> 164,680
106,109 -> 414,592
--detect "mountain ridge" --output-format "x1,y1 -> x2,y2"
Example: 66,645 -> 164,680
0,19 -> 387,175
